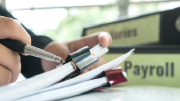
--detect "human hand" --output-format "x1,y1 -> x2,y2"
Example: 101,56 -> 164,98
0,16 -> 31,86
41,32 -> 112,73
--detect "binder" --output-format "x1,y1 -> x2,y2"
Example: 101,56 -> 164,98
82,7 -> 180,88
83,7 -> 180,45
103,45 -> 180,88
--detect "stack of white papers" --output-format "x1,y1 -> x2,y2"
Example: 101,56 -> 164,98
0,44 -> 134,101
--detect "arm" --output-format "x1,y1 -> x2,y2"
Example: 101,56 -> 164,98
0,5 -> 113,79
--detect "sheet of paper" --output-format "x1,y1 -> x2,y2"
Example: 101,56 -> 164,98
17,77 -> 107,101
91,44 -> 109,58
0,62 -> 75,101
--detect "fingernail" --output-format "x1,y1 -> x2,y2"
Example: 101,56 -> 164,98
15,19 -> 21,24
105,36 -> 109,41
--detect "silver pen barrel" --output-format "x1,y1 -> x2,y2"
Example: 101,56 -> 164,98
24,45 -> 65,63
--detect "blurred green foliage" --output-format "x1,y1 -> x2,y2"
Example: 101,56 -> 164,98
43,6 -> 119,41
42,1 -> 172,42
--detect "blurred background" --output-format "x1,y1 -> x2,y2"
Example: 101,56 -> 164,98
1,0 -> 180,42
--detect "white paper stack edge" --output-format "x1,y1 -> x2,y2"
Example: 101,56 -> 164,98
17,48 -> 134,101
0,44 -> 109,101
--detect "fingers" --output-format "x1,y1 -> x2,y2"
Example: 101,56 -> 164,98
0,16 -> 29,84
0,16 -> 31,45
68,31 -> 112,52
0,65 -> 12,86
0,44 -> 21,83
83,31 -> 112,48
98,31 -> 112,47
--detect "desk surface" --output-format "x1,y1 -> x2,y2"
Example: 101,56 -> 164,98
61,86 -> 180,101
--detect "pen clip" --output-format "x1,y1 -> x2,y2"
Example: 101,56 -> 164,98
93,67 -> 128,91
61,46 -> 98,81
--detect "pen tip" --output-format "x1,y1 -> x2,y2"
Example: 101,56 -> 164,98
55,56 -> 65,64
61,60 -> 65,64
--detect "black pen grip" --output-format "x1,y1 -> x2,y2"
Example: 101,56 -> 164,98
0,39 -> 26,53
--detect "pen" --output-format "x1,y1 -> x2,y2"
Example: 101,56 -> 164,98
0,39 -> 65,64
